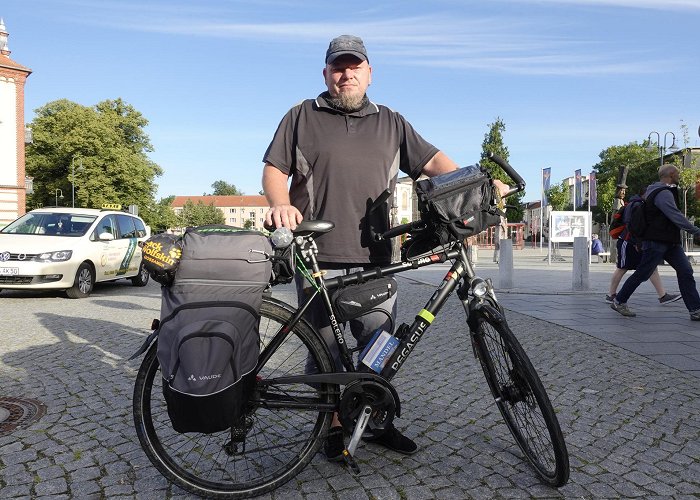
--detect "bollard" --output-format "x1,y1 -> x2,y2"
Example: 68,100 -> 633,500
498,239 -> 514,289
572,236 -> 590,290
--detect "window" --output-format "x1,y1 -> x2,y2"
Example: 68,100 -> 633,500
117,215 -> 138,239
95,215 -> 117,239
249,211 -> 256,219
260,208 -> 264,213
133,218 -> 148,238
230,208 -> 237,213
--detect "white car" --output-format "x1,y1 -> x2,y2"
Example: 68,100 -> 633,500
0,206 -> 151,298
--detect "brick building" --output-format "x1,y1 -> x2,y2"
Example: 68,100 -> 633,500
0,18 -> 32,227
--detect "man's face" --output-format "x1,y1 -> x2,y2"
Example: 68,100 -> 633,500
670,169 -> 680,184
323,55 -> 372,100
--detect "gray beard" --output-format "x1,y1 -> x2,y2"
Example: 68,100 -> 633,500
326,92 -> 367,113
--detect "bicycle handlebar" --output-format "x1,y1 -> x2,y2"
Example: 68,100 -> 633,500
487,153 -> 526,198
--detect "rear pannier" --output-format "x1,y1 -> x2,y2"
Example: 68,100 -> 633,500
156,225 -> 271,434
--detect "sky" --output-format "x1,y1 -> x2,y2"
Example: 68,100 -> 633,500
2,0 -> 700,202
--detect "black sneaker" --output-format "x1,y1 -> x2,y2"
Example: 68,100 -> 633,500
362,424 -> 418,455
324,426 -> 345,462
658,293 -> 682,305
690,309 -> 700,321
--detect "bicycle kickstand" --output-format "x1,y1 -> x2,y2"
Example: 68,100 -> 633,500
342,405 -> 372,475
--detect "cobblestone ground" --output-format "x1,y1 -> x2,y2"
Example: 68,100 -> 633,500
0,276 -> 699,499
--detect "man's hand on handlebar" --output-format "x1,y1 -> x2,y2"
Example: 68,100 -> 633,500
494,179 -> 510,198
265,205 -> 303,231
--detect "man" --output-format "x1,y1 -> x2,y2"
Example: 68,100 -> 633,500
611,164 -> 700,319
605,188 -> 680,305
263,35 -> 506,461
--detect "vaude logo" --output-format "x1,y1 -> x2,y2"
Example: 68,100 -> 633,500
340,299 -> 362,308
0,252 -> 10,262
188,373 -> 222,382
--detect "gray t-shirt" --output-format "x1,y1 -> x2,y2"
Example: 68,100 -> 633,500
264,93 -> 438,264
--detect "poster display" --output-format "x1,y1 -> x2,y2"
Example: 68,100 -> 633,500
549,211 -> 591,243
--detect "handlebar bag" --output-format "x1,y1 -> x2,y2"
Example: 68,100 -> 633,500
156,225 -> 271,434
415,164 -> 503,239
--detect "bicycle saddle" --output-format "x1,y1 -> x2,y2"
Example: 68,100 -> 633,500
293,220 -> 335,236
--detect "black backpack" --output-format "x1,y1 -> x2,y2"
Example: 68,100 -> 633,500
627,188 -> 669,242
156,225 -> 272,434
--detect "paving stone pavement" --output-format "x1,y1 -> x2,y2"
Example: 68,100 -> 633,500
0,256 -> 699,498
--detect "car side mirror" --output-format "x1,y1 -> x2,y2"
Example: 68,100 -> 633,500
98,232 -> 115,241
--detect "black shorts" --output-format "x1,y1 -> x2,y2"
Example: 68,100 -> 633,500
616,238 -> 641,270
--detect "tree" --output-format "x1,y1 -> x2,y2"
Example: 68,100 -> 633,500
546,180 -> 572,211
177,200 -> 225,227
592,142 -> 658,222
243,219 -> 255,230
143,196 -> 179,232
209,181 -> 243,196
479,117 -> 524,221
25,98 -> 163,219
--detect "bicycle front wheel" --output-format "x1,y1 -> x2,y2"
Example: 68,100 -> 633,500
471,309 -> 569,487
133,298 -> 337,498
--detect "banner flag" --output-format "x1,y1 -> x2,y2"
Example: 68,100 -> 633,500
574,169 -> 582,208
589,172 -> 597,207
542,167 -> 551,207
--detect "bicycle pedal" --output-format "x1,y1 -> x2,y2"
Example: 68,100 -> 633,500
342,449 -> 361,475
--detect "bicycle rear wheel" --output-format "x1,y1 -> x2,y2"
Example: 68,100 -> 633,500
133,298 -> 337,498
471,308 -> 569,487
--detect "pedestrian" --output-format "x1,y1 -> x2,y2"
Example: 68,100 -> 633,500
590,233 -> 604,255
262,34 -> 507,461
606,187 -> 680,305
611,164 -> 700,318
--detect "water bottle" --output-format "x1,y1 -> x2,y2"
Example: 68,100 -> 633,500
271,227 -> 293,248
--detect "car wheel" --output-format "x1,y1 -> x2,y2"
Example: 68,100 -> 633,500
66,263 -> 95,299
131,262 -> 150,287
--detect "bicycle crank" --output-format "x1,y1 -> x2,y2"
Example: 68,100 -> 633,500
338,380 -> 397,437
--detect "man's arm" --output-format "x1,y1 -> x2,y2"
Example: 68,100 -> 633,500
422,151 -> 510,197
654,189 -> 700,236
420,151 -> 459,177
262,164 -> 303,230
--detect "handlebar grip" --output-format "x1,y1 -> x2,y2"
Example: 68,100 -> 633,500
378,221 -> 425,241
368,189 -> 392,214
487,153 -> 526,193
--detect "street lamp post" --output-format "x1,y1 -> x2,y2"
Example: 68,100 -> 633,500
647,131 -> 679,166
55,188 -> 64,206
71,156 -> 83,208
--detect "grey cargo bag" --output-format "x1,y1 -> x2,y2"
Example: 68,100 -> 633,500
156,225 -> 272,434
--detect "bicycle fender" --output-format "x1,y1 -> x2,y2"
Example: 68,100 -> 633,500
467,301 -> 505,332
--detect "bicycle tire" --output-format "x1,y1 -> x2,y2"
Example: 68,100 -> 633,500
133,298 -> 338,498
471,308 -> 570,487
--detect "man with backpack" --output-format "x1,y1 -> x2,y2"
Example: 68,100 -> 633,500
611,164 -> 700,319
606,188 -> 680,305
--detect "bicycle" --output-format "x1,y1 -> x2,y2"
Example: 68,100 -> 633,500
132,155 -> 570,498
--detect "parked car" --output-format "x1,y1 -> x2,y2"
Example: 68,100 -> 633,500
0,206 -> 151,298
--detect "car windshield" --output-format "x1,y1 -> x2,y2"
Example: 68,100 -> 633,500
1,212 -> 97,237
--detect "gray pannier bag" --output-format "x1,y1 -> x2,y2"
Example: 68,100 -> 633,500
156,225 -> 272,434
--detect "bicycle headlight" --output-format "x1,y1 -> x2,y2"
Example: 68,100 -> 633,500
36,250 -> 73,262
472,279 -> 488,298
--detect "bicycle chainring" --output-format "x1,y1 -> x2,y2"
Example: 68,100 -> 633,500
338,380 -> 396,436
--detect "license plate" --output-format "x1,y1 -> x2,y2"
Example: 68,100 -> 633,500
0,267 -> 19,276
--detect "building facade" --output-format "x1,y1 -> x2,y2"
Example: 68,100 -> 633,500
0,18 -> 32,228
171,195 -> 270,231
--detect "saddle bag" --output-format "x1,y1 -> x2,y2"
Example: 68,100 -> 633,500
415,164 -> 502,240
156,225 -> 272,434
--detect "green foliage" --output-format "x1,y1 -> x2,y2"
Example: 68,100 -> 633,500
141,196 -> 179,232
209,180 -> 243,196
479,117 -> 524,221
546,180 -> 572,211
177,200 -> 225,227
243,219 -> 254,230
25,98 -> 162,222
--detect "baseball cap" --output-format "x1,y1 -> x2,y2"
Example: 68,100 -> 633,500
325,35 -> 368,64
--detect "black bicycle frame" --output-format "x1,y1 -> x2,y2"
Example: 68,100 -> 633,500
255,239 -> 479,384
